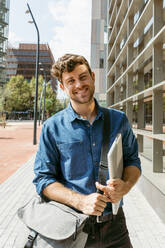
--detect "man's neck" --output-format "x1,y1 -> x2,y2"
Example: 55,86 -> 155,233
71,99 -> 97,124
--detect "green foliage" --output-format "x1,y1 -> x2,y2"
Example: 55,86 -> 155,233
4,75 -> 31,111
29,75 -> 44,111
0,75 -> 65,119
42,84 -> 64,117
0,86 -> 7,112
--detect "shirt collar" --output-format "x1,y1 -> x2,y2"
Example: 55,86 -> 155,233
66,98 -> 104,122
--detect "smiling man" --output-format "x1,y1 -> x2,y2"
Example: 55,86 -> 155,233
33,54 -> 141,247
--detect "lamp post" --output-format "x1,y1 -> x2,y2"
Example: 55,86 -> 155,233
39,64 -> 47,124
26,3 -> 40,145
42,83 -> 46,123
38,82 -> 44,126
42,70 -> 47,124
39,80 -> 50,125
39,67 -> 47,125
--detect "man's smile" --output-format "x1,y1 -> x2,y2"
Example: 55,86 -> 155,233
74,86 -> 89,95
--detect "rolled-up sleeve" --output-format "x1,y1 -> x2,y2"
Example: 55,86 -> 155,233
122,113 -> 141,172
33,123 -> 60,196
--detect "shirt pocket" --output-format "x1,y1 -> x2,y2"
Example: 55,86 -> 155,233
57,141 -> 87,180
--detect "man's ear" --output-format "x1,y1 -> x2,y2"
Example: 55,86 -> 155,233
59,83 -> 64,91
91,71 -> 95,82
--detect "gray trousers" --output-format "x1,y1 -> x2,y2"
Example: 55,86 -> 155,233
84,208 -> 133,248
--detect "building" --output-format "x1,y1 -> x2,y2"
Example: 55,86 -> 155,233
91,0 -> 107,106
0,0 -> 10,85
107,0 -> 165,222
6,43 -> 55,82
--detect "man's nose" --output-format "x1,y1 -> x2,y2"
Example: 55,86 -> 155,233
75,79 -> 82,88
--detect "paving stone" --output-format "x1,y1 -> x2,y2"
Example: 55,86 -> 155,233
0,156 -> 165,247
124,186 -> 165,247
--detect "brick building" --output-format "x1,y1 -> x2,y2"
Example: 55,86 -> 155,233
6,43 -> 55,82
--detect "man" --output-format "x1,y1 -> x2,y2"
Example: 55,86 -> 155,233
33,54 -> 141,247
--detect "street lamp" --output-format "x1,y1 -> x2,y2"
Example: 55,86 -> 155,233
26,3 -> 40,145
39,64 -> 47,124
39,66 -> 47,125
38,82 -> 44,126
42,73 -> 47,124
39,80 -> 51,125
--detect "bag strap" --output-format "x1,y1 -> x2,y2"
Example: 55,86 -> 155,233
24,230 -> 38,248
98,107 -> 110,186
96,107 -> 110,223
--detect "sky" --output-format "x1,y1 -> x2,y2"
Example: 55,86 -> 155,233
8,0 -> 92,98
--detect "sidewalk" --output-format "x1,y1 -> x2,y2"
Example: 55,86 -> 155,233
0,121 -> 41,183
0,155 -> 165,247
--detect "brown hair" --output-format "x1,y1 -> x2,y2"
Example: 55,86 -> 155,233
51,54 -> 92,83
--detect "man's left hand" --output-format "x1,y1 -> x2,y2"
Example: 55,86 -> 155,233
96,179 -> 128,203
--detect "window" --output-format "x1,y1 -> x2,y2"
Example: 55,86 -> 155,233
100,58 -> 104,68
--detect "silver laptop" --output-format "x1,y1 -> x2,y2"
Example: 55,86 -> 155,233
107,133 -> 123,215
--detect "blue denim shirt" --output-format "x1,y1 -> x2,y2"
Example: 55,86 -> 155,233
33,101 -> 141,213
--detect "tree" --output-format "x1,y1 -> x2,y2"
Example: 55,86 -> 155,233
29,75 -> 44,111
43,84 -> 64,117
0,87 -> 5,112
4,75 -> 31,112
1,74 -> 65,119
3,75 -> 44,113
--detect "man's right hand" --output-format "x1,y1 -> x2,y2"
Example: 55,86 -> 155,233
78,193 -> 110,216
43,181 -> 110,216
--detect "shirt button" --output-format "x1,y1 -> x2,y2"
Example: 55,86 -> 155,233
93,143 -> 95,146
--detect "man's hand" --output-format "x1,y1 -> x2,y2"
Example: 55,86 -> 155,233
78,192 -> 110,216
43,167 -> 140,215
96,166 -> 141,203
43,181 -> 110,216
96,179 -> 128,203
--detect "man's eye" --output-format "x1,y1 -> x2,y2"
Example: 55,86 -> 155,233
80,76 -> 87,80
68,80 -> 74,84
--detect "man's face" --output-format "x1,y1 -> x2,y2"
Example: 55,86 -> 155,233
60,64 -> 95,105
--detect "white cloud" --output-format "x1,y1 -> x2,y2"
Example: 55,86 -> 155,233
48,0 -> 92,62
8,31 -> 23,48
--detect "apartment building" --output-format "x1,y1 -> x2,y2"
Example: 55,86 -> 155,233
0,0 -> 10,85
6,43 -> 55,82
107,0 -> 165,221
91,0 -> 107,106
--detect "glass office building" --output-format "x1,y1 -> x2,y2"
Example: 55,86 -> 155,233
0,0 -> 10,85
91,0 -> 107,106
107,0 -> 165,221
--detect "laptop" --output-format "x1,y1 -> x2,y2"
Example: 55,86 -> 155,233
107,133 -> 123,215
